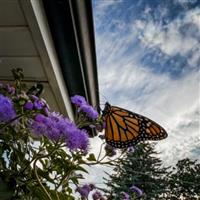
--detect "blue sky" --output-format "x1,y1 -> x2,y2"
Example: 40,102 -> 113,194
84,0 -> 200,191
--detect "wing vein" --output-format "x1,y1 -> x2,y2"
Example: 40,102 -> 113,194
125,120 -> 140,133
107,115 -> 114,141
110,114 -> 122,141
112,113 -> 139,137
124,117 -> 139,125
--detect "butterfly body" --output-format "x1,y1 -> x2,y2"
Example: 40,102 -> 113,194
102,102 -> 167,148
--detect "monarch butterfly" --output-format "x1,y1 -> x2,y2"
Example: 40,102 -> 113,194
102,102 -> 168,148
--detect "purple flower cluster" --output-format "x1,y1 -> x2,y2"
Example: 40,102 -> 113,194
127,146 -> 135,153
130,185 -> 143,197
96,121 -> 106,132
76,184 -> 95,198
24,101 -> 33,110
92,191 -> 105,200
121,185 -> 143,200
29,112 -> 89,152
6,84 -> 15,95
65,127 -> 89,153
71,95 -> 99,120
23,95 -> 48,112
0,94 -> 16,123
0,83 -> 15,95
33,99 -> 45,110
122,192 -> 130,200
71,95 -> 86,106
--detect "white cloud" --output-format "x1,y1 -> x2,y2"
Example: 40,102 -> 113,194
175,0 -> 198,5
91,0 -> 200,190
188,48 -> 200,67
92,0 -> 123,28
94,0 -> 122,11
144,6 -> 152,15
134,8 -> 200,60
98,54 -> 200,165
156,102 -> 200,166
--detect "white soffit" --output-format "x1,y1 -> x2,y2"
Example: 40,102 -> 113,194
0,0 -> 74,120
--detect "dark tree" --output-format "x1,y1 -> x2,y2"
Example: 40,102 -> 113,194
104,142 -> 169,200
166,158 -> 200,200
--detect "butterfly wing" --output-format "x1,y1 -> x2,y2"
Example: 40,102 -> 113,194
104,105 -> 167,148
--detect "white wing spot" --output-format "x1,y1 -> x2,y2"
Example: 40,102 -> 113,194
147,122 -> 152,127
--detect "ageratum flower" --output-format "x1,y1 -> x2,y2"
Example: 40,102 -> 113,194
66,128 -> 89,153
0,94 -> 16,123
127,146 -> 135,153
30,95 -> 39,101
95,121 -> 106,132
104,144 -> 117,157
29,112 -> 67,140
71,95 -> 87,106
121,192 -> 130,200
92,191 -> 104,200
33,99 -> 45,110
29,114 -> 47,137
24,101 -> 34,110
29,112 -> 89,152
71,95 -> 99,120
79,104 -> 99,120
16,92 -> 29,101
0,83 -> 15,95
23,95 -> 49,112
130,185 -> 143,197
6,84 -> 15,95
76,184 -> 95,198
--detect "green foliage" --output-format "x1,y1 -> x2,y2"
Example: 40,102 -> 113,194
166,158 -> 200,199
0,69 -> 106,199
1,69 -> 200,199
104,142 -> 169,199
87,153 -> 97,162
0,121 -> 78,199
104,142 -> 200,200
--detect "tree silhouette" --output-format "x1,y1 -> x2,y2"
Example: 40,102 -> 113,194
104,142 -> 169,199
166,158 -> 200,199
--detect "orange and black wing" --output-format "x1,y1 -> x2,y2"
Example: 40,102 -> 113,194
103,104 -> 167,148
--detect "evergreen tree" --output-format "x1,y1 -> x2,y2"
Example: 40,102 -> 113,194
166,158 -> 200,200
104,142 -> 169,200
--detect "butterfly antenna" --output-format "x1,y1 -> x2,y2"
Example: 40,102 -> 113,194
94,85 -> 108,103
99,93 -> 109,104
99,98 -> 108,112
92,102 -> 102,113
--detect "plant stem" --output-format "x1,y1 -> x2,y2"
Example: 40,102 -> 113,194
0,113 -> 27,130
97,142 -> 105,161
56,191 -> 60,200
55,173 -> 70,191
33,144 -> 60,200
33,156 -> 53,200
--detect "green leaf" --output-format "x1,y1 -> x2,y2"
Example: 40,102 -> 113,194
33,187 -> 50,200
66,187 -> 73,194
75,166 -> 88,173
87,153 -> 96,161
70,176 -> 79,185
19,99 -> 26,105
0,179 -> 15,200
37,168 -> 54,184
49,190 -> 71,200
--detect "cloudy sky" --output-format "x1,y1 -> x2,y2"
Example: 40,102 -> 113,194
84,0 -> 200,191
